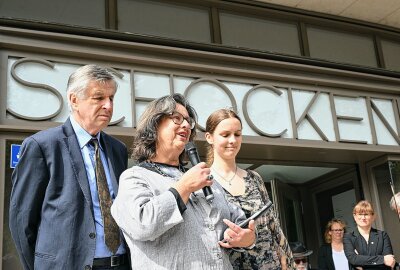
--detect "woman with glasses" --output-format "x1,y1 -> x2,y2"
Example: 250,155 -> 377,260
318,218 -> 350,270
343,200 -> 396,270
205,108 -> 294,270
111,94 -> 256,269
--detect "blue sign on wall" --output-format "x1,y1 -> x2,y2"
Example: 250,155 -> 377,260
10,144 -> 21,169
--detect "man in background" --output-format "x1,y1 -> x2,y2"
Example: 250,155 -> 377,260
290,241 -> 317,270
9,64 -> 129,270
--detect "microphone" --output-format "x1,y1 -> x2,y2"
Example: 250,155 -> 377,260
185,142 -> 214,203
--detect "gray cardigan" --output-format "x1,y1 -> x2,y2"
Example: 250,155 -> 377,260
111,166 -> 247,269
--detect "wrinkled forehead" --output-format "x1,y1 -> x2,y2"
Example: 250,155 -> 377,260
86,80 -> 116,94
174,103 -> 190,116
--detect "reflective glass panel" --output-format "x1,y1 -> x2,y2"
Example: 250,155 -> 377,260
118,0 -> 211,43
381,39 -> 400,72
307,26 -> 377,67
220,11 -> 301,55
0,0 -> 105,28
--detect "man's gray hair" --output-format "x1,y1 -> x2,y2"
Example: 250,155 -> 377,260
67,64 -> 118,110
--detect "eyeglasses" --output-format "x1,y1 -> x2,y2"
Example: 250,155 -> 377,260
331,229 -> 344,232
356,213 -> 372,217
168,111 -> 195,129
294,258 -> 308,264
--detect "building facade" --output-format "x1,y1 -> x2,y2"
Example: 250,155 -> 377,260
1,0 -> 400,269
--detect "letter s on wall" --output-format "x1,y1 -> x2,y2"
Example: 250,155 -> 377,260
7,58 -> 63,121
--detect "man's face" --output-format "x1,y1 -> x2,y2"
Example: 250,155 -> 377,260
294,257 -> 308,270
70,80 -> 116,135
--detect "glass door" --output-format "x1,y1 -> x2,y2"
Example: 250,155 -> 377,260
367,157 -> 400,259
271,178 -> 304,242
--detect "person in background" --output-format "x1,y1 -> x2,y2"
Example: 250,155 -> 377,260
343,200 -> 396,269
318,218 -> 350,270
289,242 -> 316,270
205,108 -> 294,270
9,64 -> 129,269
111,94 -> 256,269
389,192 -> 400,217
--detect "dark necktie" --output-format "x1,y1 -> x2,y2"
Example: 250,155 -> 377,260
91,138 -> 120,254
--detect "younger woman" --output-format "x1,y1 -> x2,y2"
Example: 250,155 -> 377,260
343,200 -> 396,269
205,108 -> 294,270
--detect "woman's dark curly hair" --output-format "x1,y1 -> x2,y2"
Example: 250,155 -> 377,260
132,93 -> 197,164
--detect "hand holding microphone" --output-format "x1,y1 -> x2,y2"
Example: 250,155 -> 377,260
185,142 -> 214,203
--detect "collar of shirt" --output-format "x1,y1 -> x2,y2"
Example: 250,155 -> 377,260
70,116 -> 102,150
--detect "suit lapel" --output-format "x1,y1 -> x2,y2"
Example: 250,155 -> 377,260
368,229 -> 379,256
327,246 -> 335,269
62,119 -> 94,211
101,133 -> 119,196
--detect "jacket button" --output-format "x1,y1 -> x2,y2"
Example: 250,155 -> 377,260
89,232 -> 96,239
85,265 -> 91,270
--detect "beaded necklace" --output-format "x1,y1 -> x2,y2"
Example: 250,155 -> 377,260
143,161 -> 186,179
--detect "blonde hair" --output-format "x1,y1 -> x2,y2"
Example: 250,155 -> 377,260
353,200 -> 375,215
324,218 -> 346,243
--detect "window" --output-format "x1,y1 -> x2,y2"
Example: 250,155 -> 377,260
307,26 -> 377,67
219,11 -> 301,55
369,160 -> 400,258
118,0 -> 211,43
0,0 -> 105,28
381,39 -> 400,72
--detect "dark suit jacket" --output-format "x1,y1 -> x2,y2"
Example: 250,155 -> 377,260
9,119 -> 128,270
318,243 -> 335,270
343,228 -> 393,270
318,243 -> 352,270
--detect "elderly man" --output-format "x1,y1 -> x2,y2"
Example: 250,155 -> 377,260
289,242 -> 317,270
9,64 -> 129,270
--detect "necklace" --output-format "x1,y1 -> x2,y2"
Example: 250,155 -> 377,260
212,166 -> 238,186
142,161 -> 185,179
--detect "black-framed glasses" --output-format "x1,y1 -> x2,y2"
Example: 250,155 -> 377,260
331,229 -> 344,232
294,258 -> 308,264
168,111 -> 195,129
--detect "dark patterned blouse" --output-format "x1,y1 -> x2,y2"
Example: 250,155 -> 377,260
225,170 -> 295,270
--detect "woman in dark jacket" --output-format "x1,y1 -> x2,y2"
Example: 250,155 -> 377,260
318,218 -> 350,270
343,200 -> 396,270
